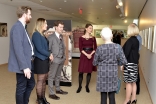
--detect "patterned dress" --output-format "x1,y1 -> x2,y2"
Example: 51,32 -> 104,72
93,43 -> 127,92
78,36 -> 97,73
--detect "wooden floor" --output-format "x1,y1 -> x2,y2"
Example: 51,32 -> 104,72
0,59 -> 153,104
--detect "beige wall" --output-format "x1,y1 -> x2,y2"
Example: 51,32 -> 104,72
139,0 -> 156,103
93,25 -> 127,45
0,3 -> 84,65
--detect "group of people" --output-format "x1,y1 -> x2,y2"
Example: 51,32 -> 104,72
8,5 -> 141,104
8,6 -> 67,104
77,24 -> 141,104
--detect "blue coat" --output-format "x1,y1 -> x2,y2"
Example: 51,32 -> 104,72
8,21 -> 33,73
32,31 -> 50,60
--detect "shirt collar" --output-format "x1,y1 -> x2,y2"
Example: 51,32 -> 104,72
55,31 -> 60,38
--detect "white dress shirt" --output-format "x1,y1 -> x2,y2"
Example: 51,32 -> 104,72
55,31 -> 61,39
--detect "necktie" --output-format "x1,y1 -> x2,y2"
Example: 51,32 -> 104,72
59,35 -> 62,40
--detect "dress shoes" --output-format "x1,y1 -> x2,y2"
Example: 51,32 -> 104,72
43,97 -> 50,104
56,89 -> 68,95
131,99 -> 137,104
49,94 -> 60,100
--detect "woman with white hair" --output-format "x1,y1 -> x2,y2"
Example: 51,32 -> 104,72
93,27 -> 127,104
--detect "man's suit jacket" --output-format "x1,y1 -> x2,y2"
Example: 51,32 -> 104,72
47,33 -> 66,64
8,21 -> 33,73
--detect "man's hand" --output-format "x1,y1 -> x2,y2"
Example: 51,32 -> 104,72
23,68 -> 31,79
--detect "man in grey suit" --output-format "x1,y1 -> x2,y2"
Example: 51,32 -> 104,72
8,6 -> 35,104
48,20 -> 68,100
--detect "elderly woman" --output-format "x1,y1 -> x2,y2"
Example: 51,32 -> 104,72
93,27 -> 127,104
123,24 -> 140,104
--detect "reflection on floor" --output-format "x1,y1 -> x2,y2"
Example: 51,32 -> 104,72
0,59 -> 153,104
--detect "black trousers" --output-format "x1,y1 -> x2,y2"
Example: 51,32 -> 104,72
136,67 -> 140,94
16,71 -> 35,104
101,91 -> 116,104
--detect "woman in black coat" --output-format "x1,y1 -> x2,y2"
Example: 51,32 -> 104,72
123,24 -> 140,104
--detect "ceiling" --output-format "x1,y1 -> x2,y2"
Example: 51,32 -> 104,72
0,0 -> 147,26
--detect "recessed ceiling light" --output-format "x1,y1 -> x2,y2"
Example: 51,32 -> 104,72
59,8 -> 62,9
101,8 -> 103,9
72,13 -> 74,14
124,20 -> 127,23
64,0 -> 67,2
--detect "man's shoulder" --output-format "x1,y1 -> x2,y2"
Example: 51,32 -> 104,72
12,21 -> 23,29
48,33 -> 56,38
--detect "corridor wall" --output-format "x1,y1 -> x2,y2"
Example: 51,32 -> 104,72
139,0 -> 156,103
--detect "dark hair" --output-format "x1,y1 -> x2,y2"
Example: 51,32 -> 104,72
54,20 -> 64,27
16,6 -> 32,18
84,23 -> 93,34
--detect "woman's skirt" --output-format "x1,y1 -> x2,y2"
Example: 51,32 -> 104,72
123,63 -> 138,83
34,57 -> 49,74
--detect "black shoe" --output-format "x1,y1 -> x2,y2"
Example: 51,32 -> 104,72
56,89 -> 68,95
43,97 -> 50,104
76,86 -> 82,93
49,94 -> 60,100
127,100 -> 131,104
85,86 -> 90,93
37,98 -> 45,104
131,100 -> 137,104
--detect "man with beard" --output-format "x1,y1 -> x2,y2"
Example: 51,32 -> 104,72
8,6 -> 35,104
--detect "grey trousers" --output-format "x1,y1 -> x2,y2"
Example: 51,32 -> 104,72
48,62 -> 64,95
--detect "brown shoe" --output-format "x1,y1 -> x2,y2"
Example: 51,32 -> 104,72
49,94 -> 60,100
56,89 -> 68,95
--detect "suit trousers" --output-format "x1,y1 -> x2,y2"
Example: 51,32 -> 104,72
101,91 -> 116,104
16,71 -> 35,104
48,61 -> 64,95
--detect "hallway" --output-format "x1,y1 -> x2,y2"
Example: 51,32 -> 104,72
0,59 -> 152,104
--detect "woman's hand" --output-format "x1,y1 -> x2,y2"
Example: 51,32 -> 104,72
86,54 -> 92,59
120,65 -> 124,71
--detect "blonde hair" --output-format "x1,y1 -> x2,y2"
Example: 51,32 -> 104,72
33,18 -> 46,36
100,27 -> 113,41
16,6 -> 32,18
127,23 -> 139,36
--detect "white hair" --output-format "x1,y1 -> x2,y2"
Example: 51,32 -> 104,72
100,27 -> 112,40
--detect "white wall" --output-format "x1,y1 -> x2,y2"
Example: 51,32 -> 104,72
0,4 -> 17,65
0,3 -> 84,65
139,0 -> 156,103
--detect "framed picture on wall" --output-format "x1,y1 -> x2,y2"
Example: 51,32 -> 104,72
151,26 -> 156,52
142,30 -> 145,47
148,27 -> 152,50
94,29 -> 101,38
139,31 -> 143,45
145,29 -> 149,49
0,23 -> 7,37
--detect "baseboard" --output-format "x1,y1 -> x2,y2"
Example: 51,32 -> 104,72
139,64 -> 153,104
46,80 -> 72,87
0,63 -> 8,66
